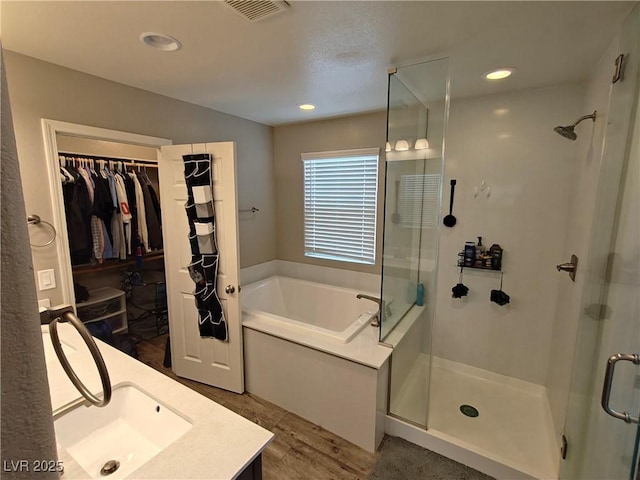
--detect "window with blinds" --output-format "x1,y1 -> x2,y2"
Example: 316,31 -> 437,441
302,148 -> 379,265
398,174 -> 441,228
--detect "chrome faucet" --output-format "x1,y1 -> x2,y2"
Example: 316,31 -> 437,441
356,294 -> 390,327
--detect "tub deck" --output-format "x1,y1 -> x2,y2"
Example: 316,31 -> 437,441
241,276 -> 392,369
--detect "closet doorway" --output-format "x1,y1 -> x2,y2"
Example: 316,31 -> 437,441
42,120 -> 245,393
42,120 -> 171,305
42,120 -> 172,348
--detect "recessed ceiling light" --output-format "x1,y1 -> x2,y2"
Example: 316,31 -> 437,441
299,104 -> 316,111
484,67 -> 517,80
140,32 -> 182,51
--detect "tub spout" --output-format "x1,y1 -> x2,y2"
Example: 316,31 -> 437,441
356,293 -> 380,303
356,294 -> 382,327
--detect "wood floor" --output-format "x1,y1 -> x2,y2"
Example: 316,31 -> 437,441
136,335 -> 378,480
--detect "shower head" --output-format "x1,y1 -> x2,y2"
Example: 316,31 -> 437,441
554,125 -> 577,141
554,110 -> 597,141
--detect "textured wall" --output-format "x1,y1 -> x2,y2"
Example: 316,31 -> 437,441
1,47 -> 59,479
4,51 -> 276,305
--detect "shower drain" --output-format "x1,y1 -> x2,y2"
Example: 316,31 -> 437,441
459,404 -> 479,418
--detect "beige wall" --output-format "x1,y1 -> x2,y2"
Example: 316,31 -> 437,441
5,51 -> 276,305
56,136 -> 158,160
273,112 -> 387,274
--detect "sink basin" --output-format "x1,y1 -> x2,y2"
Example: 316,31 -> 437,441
54,384 -> 192,479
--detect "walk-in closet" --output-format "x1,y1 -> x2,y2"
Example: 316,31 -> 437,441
56,134 -> 168,356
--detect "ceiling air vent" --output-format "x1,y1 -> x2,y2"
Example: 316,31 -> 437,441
224,0 -> 290,23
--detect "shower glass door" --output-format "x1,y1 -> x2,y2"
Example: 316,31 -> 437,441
560,5 -> 639,479
381,73 -> 428,339
382,58 -> 449,427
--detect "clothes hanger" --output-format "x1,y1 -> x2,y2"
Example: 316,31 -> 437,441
89,158 -> 98,176
59,156 -> 76,183
142,166 -> 152,184
99,160 -> 109,178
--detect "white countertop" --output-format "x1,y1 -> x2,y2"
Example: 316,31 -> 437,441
43,324 -> 273,479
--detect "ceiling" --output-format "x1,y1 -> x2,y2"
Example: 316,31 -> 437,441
1,1 -> 634,126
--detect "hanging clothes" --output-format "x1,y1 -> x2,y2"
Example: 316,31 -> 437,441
91,169 -> 117,261
77,166 -> 104,263
59,153 -> 161,264
130,172 -> 148,252
146,178 -> 162,221
105,168 -> 125,260
62,167 -> 92,265
138,172 -> 163,250
92,171 -> 114,240
122,172 -> 139,255
113,172 -> 132,256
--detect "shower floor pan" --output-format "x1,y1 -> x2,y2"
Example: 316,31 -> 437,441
391,355 -> 558,479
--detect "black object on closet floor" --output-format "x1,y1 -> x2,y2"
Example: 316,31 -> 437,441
126,279 -> 169,340
86,321 -> 140,358
163,336 -> 172,368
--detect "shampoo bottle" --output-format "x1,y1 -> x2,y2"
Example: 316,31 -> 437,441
416,282 -> 425,306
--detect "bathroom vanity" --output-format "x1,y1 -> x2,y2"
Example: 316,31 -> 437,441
43,323 -> 273,479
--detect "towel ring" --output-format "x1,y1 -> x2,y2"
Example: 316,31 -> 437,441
49,311 -> 112,407
27,214 -> 57,247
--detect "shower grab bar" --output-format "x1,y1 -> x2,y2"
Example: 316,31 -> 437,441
601,353 -> 640,424
48,309 -> 112,408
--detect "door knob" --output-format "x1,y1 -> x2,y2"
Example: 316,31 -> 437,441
556,254 -> 578,282
225,285 -> 235,294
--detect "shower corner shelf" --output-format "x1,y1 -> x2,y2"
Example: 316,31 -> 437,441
456,263 -> 504,273
456,245 -> 504,273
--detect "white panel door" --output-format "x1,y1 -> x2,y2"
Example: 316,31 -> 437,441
158,142 -> 243,393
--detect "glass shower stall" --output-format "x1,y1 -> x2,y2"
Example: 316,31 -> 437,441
380,57 -> 449,428
379,6 -> 639,477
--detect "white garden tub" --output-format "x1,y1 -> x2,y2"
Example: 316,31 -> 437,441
240,274 -> 390,452
241,276 -> 375,344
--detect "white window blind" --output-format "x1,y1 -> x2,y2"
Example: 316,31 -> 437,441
399,174 -> 441,228
303,148 -> 379,265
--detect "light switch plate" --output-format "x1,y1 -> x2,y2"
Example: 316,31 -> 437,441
37,269 -> 56,291
38,298 -> 51,309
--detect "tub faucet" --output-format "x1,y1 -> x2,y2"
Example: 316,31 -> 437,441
356,294 -> 389,327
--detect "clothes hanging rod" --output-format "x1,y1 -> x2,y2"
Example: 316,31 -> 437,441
58,152 -> 158,166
